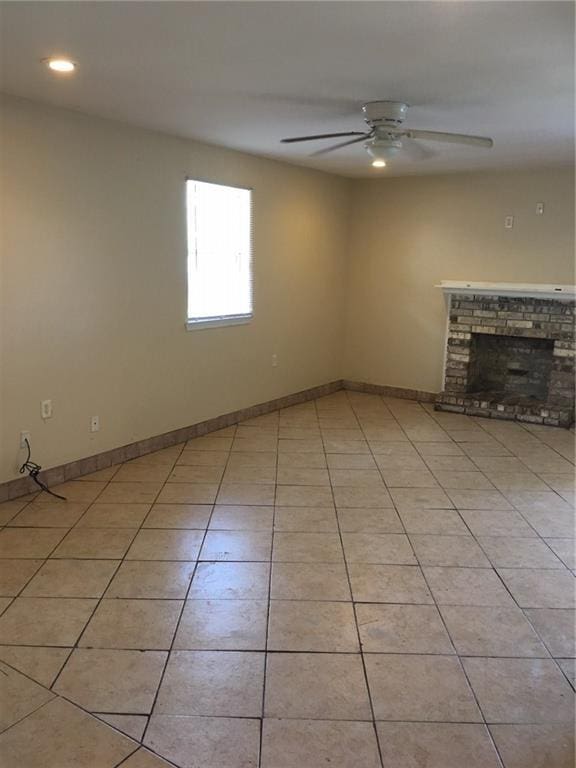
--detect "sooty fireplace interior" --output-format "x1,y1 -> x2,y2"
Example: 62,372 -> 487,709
467,334 -> 554,402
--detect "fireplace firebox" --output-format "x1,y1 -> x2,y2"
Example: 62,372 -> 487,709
467,334 -> 555,402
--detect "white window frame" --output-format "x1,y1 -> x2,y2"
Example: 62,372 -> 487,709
185,177 -> 254,331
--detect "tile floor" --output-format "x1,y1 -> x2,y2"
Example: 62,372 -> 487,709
0,392 -> 574,768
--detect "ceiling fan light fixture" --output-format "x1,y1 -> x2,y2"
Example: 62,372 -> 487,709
45,57 -> 76,73
365,139 -> 401,166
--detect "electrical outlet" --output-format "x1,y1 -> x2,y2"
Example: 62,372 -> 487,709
90,416 -> 100,433
20,430 -> 31,449
504,215 -> 514,229
41,399 -> 53,419
536,202 -> 545,215
272,354 -> 278,368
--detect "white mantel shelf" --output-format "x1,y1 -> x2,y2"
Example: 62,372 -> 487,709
436,281 -> 576,301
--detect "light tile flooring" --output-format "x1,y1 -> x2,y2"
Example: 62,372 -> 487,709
0,392 -> 574,767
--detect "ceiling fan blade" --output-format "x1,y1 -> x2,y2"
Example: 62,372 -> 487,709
401,138 -> 436,160
281,131 -> 367,144
403,129 -> 493,148
311,134 -> 371,156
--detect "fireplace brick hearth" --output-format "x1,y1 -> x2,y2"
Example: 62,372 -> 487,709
436,292 -> 575,427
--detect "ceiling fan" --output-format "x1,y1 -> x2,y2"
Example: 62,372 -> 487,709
281,101 -> 494,167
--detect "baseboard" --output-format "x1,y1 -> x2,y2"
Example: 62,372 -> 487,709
0,379 -> 343,503
342,379 -> 437,403
1,377 -> 438,503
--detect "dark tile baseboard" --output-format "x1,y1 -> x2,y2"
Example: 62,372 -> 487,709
342,379 -> 437,403
1,380 -> 344,503
1,378 -> 437,502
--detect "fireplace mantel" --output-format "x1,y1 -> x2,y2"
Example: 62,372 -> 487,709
437,281 -> 576,301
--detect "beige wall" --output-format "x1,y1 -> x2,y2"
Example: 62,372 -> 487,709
2,96 -> 574,485
0,96 -> 351,482
343,169 -> 575,393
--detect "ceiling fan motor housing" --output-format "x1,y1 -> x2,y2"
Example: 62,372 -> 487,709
362,100 -> 409,126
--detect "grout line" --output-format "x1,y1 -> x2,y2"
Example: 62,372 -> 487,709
0,696 -> 60,739
257,412 -> 279,768
137,427 -> 238,747
113,747 -> 178,768
0,641 -> 569,658
327,391 -> 385,768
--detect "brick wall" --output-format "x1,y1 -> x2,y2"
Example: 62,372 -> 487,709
437,293 -> 575,427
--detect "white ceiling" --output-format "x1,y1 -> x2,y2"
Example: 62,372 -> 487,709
1,1 -> 574,177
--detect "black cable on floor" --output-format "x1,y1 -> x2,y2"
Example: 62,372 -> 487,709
19,437 -> 67,501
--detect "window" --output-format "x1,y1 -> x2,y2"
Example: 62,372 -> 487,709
186,179 -> 253,328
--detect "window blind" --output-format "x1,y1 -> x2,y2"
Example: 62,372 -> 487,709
186,179 -> 253,324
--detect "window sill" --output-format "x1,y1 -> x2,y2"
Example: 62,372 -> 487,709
186,314 -> 253,331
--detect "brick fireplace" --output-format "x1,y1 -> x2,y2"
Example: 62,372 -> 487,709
435,282 -> 575,427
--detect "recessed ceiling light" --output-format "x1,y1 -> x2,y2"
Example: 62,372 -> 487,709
372,159 -> 386,168
45,58 -> 76,73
